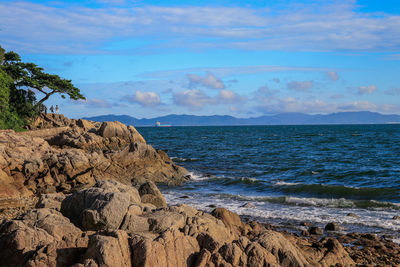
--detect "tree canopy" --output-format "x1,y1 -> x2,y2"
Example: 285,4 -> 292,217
0,45 -> 85,130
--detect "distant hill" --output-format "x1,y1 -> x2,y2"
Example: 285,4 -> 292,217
84,111 -> 400,126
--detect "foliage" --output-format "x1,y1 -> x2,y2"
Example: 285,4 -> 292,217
0,68 -> 25,130
0,45 -> 85,130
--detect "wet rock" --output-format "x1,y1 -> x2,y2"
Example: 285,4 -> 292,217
325,222 -> 339,231
392,215 -> 400,220
309,226 -> 323,235
300,221 -> 312,227
346,213 -> 360,218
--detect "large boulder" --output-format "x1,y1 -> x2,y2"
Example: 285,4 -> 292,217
131,229 -> 200,267
83,230 -> 131,267
61,180 -> 140,230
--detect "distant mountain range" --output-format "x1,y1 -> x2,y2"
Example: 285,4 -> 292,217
84,111 -> 400,126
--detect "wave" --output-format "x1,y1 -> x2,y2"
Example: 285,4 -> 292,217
171,157 -> 199,162
273,182 -> 399,201
187,172 -> 212,181
211,193 -> 400,210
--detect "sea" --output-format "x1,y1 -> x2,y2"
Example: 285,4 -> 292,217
138,124 -> 400,241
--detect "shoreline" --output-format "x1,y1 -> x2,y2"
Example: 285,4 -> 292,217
1,115 -> 399,266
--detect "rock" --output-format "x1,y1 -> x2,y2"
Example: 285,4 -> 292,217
97,121 -> 132,139
347,212 -> 360,218
138,181 -> 167,208
76,119 -> 95,131
300,221 -> 312,227
301,230 -> 310,236
392,215 -> 400,220
325,222 -> 339,231
211,208 -> 244,234
309,226 -> 323,235
219,243 -> 248,266
83,230 -> 131,267
130,229 -> 200,267
61,181 -> 135,231
318,238 -> 355,266
0,115 -> 188,199
245,241 -> 278,267
256,230 -> 310,266
147,210 -> 186,233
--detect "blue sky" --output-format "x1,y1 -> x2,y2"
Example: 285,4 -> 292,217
1,0 -> 400,118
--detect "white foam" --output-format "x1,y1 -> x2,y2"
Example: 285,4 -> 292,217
162,191 -> 400,235
187,172 -> 210,181
273,181 -> 300,186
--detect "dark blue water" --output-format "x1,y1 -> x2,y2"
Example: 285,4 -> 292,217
138,125 -> 400,238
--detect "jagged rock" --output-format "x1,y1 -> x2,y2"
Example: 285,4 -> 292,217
0,208 -> 88,266
0,115 -> 188,200
139,181 -> 167,208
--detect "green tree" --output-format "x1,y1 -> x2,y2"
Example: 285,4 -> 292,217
0,45 -> 85,130
1,49 -> 85,108
0,68 -> 24,130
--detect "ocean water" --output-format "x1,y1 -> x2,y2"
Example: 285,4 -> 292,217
138,125 -> 400,238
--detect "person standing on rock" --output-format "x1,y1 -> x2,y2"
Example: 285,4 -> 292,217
55,105 -> 59,114
44,105 -> 47,115
50,105 -> 54,113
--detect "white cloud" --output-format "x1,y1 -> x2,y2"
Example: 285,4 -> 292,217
217,89 -> 246,104
187,72 -> 225,89
2,1 -> 400,53
326,71 -> 339,81
358,85 -> 376,95
173,89 -> 212,108
287,81 -> 313,92
75,98 -> 112,108
125,91 -> 161,107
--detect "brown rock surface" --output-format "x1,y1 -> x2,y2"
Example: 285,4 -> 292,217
0,115 -> 188,201
0,179 -> 394,266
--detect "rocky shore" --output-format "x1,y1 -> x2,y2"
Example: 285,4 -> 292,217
0,115 -> 399,266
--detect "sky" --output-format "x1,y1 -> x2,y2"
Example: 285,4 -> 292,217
1,0 -> 400,119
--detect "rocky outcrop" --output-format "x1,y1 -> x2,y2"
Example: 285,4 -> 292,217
0,116 -> 188,200
0,180 -> 363,267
